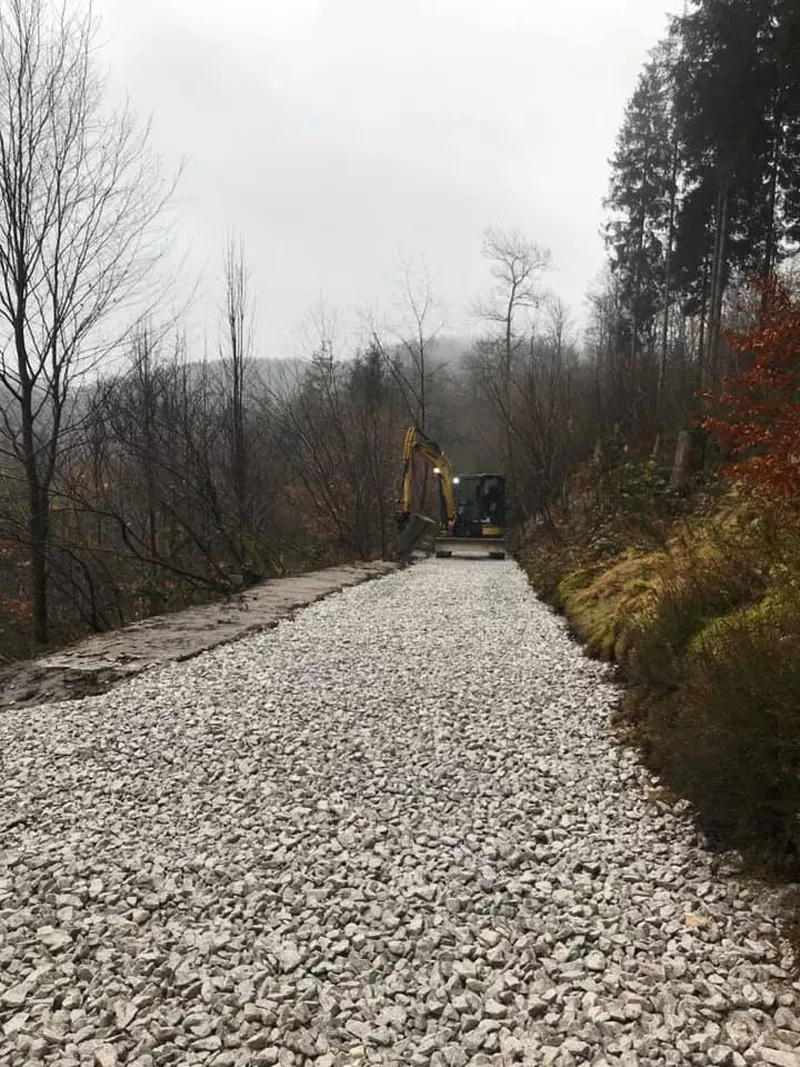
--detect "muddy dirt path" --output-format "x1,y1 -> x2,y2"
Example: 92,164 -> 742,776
0,561 -> 398,711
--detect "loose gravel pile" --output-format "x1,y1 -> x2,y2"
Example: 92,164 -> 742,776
1,559 -> 799,1067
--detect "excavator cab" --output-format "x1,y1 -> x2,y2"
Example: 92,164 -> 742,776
435,473 -> 506,557
453,475 -> 506,537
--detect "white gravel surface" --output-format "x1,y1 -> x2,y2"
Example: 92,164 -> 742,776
1,559 -> 799,1067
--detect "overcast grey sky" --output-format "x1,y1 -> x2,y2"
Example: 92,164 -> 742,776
97,0 -> 680,357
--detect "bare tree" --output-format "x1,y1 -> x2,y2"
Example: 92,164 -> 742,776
365,260 -> 447,518
221,233 -> 253,558
479,227 -> 550,354
126,323 -> 161,571
474,227 -> 551,513
369,259 -> 445,432
267,308 -> 405,562
0,0 -> 176,642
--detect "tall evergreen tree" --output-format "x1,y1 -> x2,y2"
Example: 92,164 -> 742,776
604,50 -> 676,355
604,44 -> 679,440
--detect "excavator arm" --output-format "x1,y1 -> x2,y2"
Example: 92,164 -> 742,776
396,426 -> 457,539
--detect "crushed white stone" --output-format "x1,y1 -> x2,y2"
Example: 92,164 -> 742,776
0,559 -> 797,1066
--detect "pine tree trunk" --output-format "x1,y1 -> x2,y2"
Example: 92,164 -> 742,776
657,135 -> 679,434
704,178 -> 729,387
697,250 -> 710,378
704,186 -> 724,387
709,183 -> 729,383
762,91 -> 782,283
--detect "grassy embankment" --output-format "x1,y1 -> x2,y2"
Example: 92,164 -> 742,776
518,458 -> 800,876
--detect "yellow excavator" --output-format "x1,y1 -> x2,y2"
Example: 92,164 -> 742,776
394,426 -> 506,559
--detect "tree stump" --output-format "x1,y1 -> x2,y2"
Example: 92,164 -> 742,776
670,428 -> 707,491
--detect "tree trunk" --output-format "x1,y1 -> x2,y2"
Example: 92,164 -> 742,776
142,354 -> 158,570
711,185 -> 729,382
697,248 -> 710,377
670,428 -> 707,492
628,204 -> 647,438
761,91 -> 782,295
20,375 -> 50,644
656,135 -> 679,432
705,178 -> 729,387
29,486 -> 49,645
703,189 -> 723,386
232,351 -> 247,532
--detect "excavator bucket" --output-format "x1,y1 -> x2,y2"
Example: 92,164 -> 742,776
395,513 -> 437,558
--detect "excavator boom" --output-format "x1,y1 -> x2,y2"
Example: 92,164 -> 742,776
397,426 -> 457,536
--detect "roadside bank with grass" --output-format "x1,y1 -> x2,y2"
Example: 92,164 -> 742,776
519,470 -> 800,877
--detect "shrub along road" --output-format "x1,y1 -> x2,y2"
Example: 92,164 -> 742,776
0,559 -> 798,1066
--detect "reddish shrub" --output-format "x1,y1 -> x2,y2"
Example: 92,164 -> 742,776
702,277 -> 800,509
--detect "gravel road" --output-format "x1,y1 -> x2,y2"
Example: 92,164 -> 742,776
1,559 -> 799,1067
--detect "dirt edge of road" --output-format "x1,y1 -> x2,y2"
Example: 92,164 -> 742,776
0,560 -> 401,712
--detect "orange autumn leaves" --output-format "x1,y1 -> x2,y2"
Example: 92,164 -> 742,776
702,278 -> 800,510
